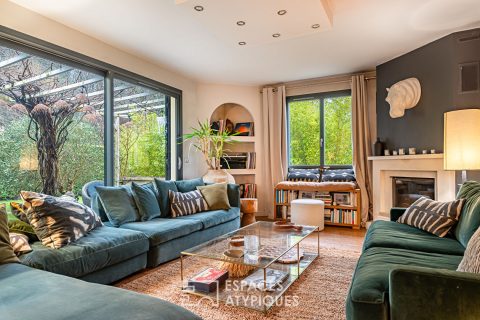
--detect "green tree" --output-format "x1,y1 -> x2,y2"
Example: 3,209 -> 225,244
324,96 -> 353,165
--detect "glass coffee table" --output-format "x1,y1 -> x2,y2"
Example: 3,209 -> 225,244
180,221 -> 319,313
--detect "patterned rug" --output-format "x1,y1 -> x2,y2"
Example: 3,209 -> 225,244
116,242 -> 361,320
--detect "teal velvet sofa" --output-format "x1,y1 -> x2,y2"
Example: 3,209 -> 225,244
17,179 -> 240,282
346,182 -> 480,320
0,263 -> 201,320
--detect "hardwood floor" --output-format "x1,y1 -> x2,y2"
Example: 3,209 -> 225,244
256,216 -> 366,251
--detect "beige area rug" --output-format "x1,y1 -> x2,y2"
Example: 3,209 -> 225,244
116,243 -> 361,320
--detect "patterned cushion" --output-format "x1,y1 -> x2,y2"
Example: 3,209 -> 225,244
287,168 -> 321,182
9,232 -> 32,256
169,190 -> 208,218
397,197 -> 465,237
322,169 -> 356,182
457,226 -> 480,273
21,191 -> 103,249
0,204 -> 19,264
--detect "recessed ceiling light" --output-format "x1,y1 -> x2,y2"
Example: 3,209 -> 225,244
277,10 -> 287,15
238,41 -> 246,46
312,24 -> 320,29
272,33 -> 281,38
194,5 -> 204,12
237,21 -> 246,26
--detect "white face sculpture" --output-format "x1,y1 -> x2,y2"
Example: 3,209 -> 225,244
385,78 -> 421,118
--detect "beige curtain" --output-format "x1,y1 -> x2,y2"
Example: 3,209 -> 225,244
262,86 -> 287,219
352,75 -> 373,224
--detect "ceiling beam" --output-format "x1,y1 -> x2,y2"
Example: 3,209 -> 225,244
0,53 -> 30,68
2,66 -> 72,90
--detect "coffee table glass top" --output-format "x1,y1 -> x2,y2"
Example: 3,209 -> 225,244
181,221 -> 318,268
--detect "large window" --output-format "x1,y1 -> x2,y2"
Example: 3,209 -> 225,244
0,32 -> 181,202
287,90 -> 352,167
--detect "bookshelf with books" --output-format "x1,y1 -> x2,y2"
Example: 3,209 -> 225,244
273,186 -> 361,229
210,103 -> 257,208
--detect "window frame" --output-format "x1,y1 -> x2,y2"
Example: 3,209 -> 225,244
286,89 -> 352,169
0,25 -> 183,184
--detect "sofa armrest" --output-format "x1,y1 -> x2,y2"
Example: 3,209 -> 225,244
227,184 -> 240,208
389,266 -> 480,320
390,208 -> 406,221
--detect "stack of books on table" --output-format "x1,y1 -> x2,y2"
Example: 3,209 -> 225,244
188,268 -> 229,293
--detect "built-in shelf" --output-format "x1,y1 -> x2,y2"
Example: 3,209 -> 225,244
228,136 -> 255,143
226,169 -> 256,175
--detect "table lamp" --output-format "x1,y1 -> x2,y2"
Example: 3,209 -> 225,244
444,109 -> 480,183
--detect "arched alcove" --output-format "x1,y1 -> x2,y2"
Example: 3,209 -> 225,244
210,103 -> 254,130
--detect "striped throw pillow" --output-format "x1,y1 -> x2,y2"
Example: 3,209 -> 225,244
169,190 -> 208,217
457,226 -> 480,273
397,197 -> 465,237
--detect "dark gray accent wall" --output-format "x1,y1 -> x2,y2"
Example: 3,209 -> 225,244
376,28 -> 480,182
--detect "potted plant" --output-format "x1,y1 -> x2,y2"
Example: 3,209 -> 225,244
183,120 -> 236,183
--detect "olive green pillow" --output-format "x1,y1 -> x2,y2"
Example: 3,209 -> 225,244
8,220 -> 38,242
0,204 -> 20,264
197,183 -> 231,211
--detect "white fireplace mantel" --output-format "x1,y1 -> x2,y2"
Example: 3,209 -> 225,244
368,154 -> 456,220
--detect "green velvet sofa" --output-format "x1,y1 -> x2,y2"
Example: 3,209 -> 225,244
346,181 -> 480,320
16,179 -> 240,283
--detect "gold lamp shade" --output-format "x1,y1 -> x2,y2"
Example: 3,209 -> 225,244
444,109 -> 480,172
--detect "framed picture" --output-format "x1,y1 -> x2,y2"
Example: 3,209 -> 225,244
234,122 -> 253,136
333,193 -> 351,205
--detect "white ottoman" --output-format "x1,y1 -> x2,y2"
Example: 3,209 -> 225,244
290,199 -> 324,231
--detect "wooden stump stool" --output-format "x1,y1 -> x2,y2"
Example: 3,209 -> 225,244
240,198 -> 257,227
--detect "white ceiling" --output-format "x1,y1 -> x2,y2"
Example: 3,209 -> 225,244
8,0 -> 480,85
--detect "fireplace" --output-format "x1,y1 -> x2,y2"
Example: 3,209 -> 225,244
392,177 -> 435,208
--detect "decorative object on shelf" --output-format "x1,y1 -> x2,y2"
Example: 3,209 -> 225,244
431,149 -> 436,154
240,198 -> 257,227
444,109 -> 480,183
392,150 -> 398,155
225,119 -> 234,134
183,120 -> 236,184
233,122 -> 254,136
333,193 -> 351,205
398,148 -> 405,155
373,137 -> 385,156
409,147 -> 416,155
384,149 -> 390,156
385,77 -> 421,118
422,150 -> 428,154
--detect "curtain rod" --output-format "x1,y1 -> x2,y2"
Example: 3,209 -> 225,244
262,75 -> 376,92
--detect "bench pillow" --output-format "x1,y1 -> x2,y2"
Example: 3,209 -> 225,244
322,168 -> 356,182
287,168 -> 321,182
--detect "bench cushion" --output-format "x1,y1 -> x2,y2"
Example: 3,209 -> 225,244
0,263 -> 201,320
120,218 -> 203,246
177,208 -> 240,229
20,226 -> 149,278
363,220 -> 465,256
346,247 -> 462,320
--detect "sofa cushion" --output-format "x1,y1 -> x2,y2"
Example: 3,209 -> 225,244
169,190 -> 209,217
455,181 -> 480,247
120,218 -> 203,247
347,247 -> 462,320
8,219 -> 38,242
9,233 -> 32,256
96,186 -> 140,227
154,179 -> 178,218
397,197 -> 465,237
0,263 -> 201,320
175,178 -> 205,193
0,205 -> 19,264
19,226 -> 148,278
21,191 -> 103,249
178,207 -> 240,229
197,183 -> 231,210
364,220 -> 465,255
457,225 -> 480,273
131,182 -> 161,221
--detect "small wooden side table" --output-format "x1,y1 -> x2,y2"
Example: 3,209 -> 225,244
240,198 -> 257,227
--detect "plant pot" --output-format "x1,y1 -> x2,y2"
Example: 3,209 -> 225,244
203,169 -> 235,184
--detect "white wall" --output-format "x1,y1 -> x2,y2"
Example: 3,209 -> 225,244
186,83 -> 267,213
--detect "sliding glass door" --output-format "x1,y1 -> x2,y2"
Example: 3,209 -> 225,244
0,35 -> 181,200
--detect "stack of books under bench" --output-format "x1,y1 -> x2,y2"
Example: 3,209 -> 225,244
274,181 -> 361,229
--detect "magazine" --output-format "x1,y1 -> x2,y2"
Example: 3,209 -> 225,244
241,269 -> 288,291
